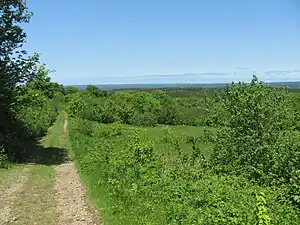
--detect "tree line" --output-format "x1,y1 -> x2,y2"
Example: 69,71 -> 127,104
66,85 -> 209,127
1,1 -> 65,164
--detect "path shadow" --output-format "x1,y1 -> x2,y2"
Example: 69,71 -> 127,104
5,135 -> 70,166
1,96 -> 69,166
16,143 -> 70,165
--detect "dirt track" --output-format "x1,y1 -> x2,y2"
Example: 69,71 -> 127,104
0,113 -> 100,225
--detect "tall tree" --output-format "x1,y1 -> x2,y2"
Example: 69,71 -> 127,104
1,0 -> 39,155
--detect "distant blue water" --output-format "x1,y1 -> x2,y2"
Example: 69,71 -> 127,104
69,82 -> 300,91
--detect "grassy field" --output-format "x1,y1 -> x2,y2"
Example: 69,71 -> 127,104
69,118 -> 300,225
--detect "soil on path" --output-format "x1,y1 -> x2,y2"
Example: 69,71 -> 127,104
54,119 -> 100,225
54,162 -> 99,225
0,112 -> 100,225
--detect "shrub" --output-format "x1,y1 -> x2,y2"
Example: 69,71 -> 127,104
98,98 -> 120,123
210,76 -> 300,183
129,111 -> 158,126
17,98 -> 57,138
111,92 -> 134,124
67,92 -> 87,118
157,98 -> 181,125
19,108 -> 56,138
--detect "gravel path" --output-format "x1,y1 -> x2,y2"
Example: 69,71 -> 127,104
54,162 -> 99,225
0,115 -> 99,225
54,119 -> 99,225
0,167 -> 30,224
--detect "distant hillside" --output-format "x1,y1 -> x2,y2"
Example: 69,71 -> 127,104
269,82 -> 300,89
70,81 -> 300,91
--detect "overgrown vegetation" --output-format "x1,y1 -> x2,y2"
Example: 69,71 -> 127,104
68,77 -> 300,224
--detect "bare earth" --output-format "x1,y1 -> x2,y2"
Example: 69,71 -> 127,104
0,114 -> 100,225
54,162 -> 99,225
54,119 -> 99,225
0,167 -> 30,224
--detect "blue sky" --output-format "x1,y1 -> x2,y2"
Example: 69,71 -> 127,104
24,0 -> 300,84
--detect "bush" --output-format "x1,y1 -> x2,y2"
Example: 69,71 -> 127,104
3,87 -> 59,161
111,92 -> 134,124
98,98 -> 120,123
17,99 -> 57,138
67,92 -> 87,118
210,76 -> 300,183
157,98 -> 181,125
129,111 -> 158,126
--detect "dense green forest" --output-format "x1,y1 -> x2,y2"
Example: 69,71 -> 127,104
1,1 -> 300,224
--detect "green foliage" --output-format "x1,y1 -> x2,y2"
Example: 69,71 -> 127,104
111,92 -> 134,124
157,95 -> 181,125
69,119 -> 300,224
52,92 -> 66,110
255,193 -> 271,225
98,98 -> 120,123
288,170 -> 300,208
13,65 -> 60,140
65,86 -> 80,96
131,92 -> 161,114
26,65 -> 58,98
210,76 -> 300,183
129,111 -> 158,126
16,88 -> 48,108
67,92 -> 87,118
17,99 -> 57,138
2,78 -> 59,162
1,0 -> 39,156
1,1 -> 61,161
85,85 -> 107,97
69,88 -> 210,127
83,97 -> 120,123
67,76 -> 300,224
71,119 -> 94,137
161,126 -> 175,143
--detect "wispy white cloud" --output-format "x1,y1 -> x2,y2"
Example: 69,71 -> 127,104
58,69 -> 300,85
262,70 -> 300,82
264,70 -> 300,76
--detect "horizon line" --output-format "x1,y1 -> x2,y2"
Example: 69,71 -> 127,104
65,80 -> 300,87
